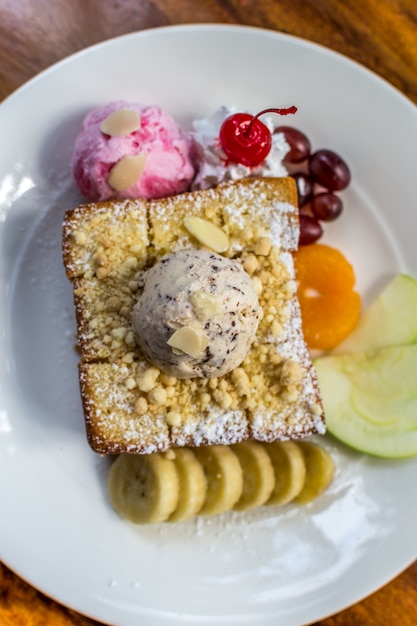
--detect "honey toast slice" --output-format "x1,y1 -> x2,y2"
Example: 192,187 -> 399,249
63,177 -> 325,454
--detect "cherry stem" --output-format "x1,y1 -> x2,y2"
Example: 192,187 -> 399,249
245,106 -> 297,137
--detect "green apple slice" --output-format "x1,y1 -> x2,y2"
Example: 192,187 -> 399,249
336,274 -> 417,353
314,345 -> 417,458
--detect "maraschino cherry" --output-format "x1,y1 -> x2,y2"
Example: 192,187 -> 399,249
219,106 -> 297,167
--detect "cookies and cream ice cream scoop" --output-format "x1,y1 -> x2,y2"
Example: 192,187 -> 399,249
132,249 -> 261,378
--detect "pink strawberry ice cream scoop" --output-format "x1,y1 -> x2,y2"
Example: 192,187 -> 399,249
71,101 -> 196,202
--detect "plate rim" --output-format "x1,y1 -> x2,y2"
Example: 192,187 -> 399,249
1,23 -> 416,117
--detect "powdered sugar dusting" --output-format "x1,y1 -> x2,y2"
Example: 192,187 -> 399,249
173,407 -> 249,447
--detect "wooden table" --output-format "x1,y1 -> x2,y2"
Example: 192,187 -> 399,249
1,1 -> 416,624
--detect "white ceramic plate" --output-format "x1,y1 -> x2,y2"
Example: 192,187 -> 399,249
0,24 -> 416,626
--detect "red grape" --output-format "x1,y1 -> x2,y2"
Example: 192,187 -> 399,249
309,149 -> 351,191
275,126 -> 311,163
292,172 -> 314,207
311,192 -> 343,221
299,215 -> 323,245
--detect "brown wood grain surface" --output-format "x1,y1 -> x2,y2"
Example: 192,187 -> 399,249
0,1 -> 416,625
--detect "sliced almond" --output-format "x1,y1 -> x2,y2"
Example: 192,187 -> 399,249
190,291 -> 222,320
167,327 -> 208,358
183,216 -> 229,253
108,154 -> 147,191
100,109 -> 141,136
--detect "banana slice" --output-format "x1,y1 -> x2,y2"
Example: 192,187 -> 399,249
264,441 -> 306,505
193,445 -> 243,516
168,448 -> 208,522
294,441 -> 335,504
108,453 -> 179,524
231,441 -> 275,511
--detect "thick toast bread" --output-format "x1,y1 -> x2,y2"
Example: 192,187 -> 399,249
62,177 -> 325,454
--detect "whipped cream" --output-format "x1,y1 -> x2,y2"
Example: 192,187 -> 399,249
191,106 -> 290,190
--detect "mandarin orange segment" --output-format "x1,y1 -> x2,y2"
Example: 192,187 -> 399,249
293,243 -> 361,350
